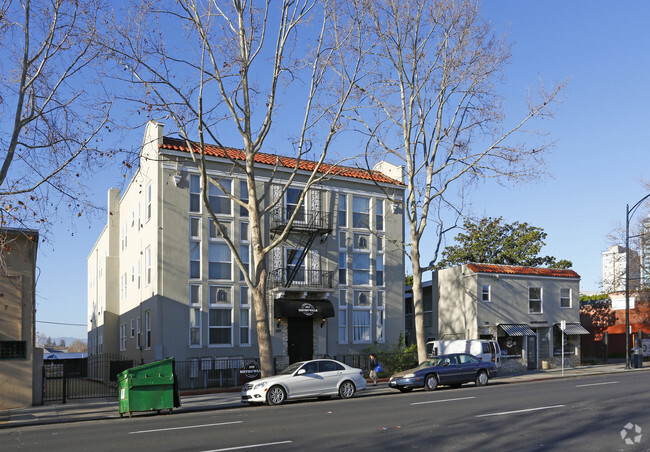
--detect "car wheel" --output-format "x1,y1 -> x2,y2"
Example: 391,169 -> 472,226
424,374 -> 438,391
267,385 -> 286,405
476,370 -> 489,387
339,381 -> 356,399
398,387 -> 413,393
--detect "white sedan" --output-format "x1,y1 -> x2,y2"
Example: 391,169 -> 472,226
241,359 -> 367,406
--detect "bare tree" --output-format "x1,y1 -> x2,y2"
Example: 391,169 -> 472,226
341,0 -> 565,362
0,0 -> 112,236
102,0 -> 364,377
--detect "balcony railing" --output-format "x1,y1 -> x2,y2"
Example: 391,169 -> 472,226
270,207 -> 332,234
268,268 -> 334,291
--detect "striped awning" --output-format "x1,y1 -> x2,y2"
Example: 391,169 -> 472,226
558,323 -> 590,335
499,324 -> 536,337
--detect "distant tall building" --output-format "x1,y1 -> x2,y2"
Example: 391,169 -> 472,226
641,216 -> 650,288
602,245 -> 639,293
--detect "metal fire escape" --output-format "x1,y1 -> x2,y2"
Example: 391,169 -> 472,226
270,204 -> 333,290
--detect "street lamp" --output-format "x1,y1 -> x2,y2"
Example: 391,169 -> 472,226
625,193 -> 650,369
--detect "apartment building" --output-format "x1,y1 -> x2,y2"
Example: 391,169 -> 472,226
87,121 -> 405,369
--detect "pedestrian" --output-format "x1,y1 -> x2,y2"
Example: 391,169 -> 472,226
369,353 -> 379,386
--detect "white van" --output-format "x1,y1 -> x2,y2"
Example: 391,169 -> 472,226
426,340 -> 501,368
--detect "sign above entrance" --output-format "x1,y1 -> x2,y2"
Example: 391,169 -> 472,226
298,303 -> 318,317
274,299 -> 335,319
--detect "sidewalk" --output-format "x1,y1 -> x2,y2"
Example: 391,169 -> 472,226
2,362 -> 648,429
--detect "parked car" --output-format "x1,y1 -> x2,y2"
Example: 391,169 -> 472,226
388,353 -> 497,393
241,359 -> 367,406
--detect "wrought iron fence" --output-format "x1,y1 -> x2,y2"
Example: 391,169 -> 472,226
42,353 -> 133,403
174,357 -> 261,391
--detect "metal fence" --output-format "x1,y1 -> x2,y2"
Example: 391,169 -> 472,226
43,353 -> 133,403
174,357 -> 261,391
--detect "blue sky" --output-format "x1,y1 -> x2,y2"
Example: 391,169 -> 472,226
34,1 -> 650,339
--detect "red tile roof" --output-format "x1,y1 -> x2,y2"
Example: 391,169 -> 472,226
160,137 -> 405,186
467,263 -> 580,278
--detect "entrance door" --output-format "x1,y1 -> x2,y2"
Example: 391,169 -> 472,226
288,317 -> 313,363
527,335 -> 537,370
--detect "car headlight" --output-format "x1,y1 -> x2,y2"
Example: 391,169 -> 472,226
403,373 -> 415,379
253,381 -> 269,390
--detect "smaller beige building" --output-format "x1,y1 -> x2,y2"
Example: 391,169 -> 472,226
408,263 -> 587,372
0,228 -> 42,409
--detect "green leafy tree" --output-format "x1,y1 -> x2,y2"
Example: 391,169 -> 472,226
435,217 -> 572,269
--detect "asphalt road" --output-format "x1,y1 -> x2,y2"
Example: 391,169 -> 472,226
3,372 -> 650,451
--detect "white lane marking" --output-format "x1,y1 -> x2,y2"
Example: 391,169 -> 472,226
476,405 -> 565,418
129,421 -> 242,434
203,441 -> 293,451
576,381 -> 618,388
411,396 -> 476,406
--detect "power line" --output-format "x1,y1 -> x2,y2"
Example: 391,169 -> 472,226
37,320 -> 86,327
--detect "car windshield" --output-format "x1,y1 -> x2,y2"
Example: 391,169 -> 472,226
418,358 -> 441,368
278,362 -> 304,375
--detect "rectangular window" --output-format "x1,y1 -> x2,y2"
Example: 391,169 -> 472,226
240,244 -> 249,281
376,291 -> 385,343
529,287 -> 542,314
190,308 -> 201,346
209,243 -> 232,280
137,259 -> 141,289
376,309 -> 385,342
352,253 -> 370,285
424,295 -> 433,328
190,174 -> 201,213
352,196 -> 369,228
145,310 -> 151,349
286,187 -> 305,222
240,286 -> 250,345
338,310 -> 348,343
339,289 -> 348,343
208,179 -> 232,215
338,194 -> 347,227
239,309 -> 250,345
190,284 -> 201,305
240,180 -> 249,217
146,182 -> 152,221
339,231 -> 347,249
208,285 -> 233,346
353,310 -> 371,342
377,235 -> 383,251
481,284 -> 491,302
190,217 -> 201,239
240,222 -> 249,242
130,319 -> 135,338
375,199 -> 384,231
209,309 -> 232,345
0,341 -> 27,360
145,246 -> 152,286
137,203 -> 141,231
136,317 -> 141,349
376,254 -> 384,286
560,288 -> 571,308
190,241 -> 201,279
287,248 -> 306,283
120,324 -> 127,351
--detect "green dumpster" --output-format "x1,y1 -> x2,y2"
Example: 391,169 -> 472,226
118,357 -> 181,417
